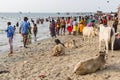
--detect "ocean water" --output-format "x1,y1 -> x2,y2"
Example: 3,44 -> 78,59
0,13 -> 52,54
0,12 -> 93,54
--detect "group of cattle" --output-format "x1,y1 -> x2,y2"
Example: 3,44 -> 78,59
73,24 -> 116,75
82,24 -> 115,53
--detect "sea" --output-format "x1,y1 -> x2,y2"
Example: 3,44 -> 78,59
0,12 -> 93,54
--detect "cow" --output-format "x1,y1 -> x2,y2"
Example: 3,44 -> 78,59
99,24 -> 115,53
73,51 -> 106,75
82,27 -> 98,44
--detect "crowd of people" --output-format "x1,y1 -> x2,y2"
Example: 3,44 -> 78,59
49,13 -> 118,38
51,13 -> 120,56
5,17 -> 39,55
5,13 -> 120,56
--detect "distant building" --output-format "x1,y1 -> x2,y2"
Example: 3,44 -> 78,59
96,11 -> 103,16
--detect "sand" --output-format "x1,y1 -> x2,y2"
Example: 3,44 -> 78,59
0,34 -> 120,80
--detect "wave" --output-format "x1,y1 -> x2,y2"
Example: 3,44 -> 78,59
0,43 -> 7,46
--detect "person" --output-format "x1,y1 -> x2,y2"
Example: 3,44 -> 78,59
60,17 -> 66,35
78,18 -> 85,34
31,18 -> 35,24
66,17 -> 72,35
52,39 -> 65,56
19,17 -> 31,48
5,22 -> 14,54
56,17 -> 61,36
49,19 -> 56,38
13,25 -> 16,32
113,18 -> 118,33
108,33 -> 120,50
86,20 -> 94,27
27,22 -> 32,44
72,17 -> 78,35
98,19 -> 103,25
113,33 -> 120,50
16,21 -> 19,27
102,16 -> 107,26
33,24 -> 38,41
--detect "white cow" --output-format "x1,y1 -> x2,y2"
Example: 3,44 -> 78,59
99,24 -> 115,53
83,27 -> 98,43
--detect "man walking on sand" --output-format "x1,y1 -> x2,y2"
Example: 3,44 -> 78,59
5,22 -> 14,54
19,17 -> 31,48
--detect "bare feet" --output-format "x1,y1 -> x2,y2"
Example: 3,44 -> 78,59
8,51 -> 13,57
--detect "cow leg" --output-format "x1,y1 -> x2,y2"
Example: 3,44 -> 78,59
111,38 -> 115,52
105,41 -> 108,53
99,40 -> 101,52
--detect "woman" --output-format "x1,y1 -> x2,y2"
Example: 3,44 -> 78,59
49,19 -> 56,38
78,18 -> 85,34
72,18 -> 78,35
66,17 -> 72,35
53,39 -> 65,56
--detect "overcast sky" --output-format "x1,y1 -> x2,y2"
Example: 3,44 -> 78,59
0,0 -> 119,13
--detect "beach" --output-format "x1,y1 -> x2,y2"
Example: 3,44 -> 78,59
0,0 -> 119,79
0,34 -> 120,80
0,12 -> 120,80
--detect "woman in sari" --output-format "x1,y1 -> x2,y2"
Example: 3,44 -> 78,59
66,17 -> 72,35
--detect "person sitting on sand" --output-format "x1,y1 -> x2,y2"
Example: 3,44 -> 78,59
53,39 -> 65,56
113,32 -> 120,50
108,32 -> 120,50
5,22 -> 14,54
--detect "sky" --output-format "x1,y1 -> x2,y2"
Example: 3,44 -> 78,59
0,0 -> 120,13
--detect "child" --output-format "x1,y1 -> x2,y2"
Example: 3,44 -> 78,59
5,22 -> 14,54
33,24 -> 38,41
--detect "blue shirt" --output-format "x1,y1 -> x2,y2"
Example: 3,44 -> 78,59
5,25 -> 14,38
20,21 -> 29,34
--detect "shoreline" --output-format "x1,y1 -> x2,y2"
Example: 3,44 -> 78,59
0,22 -> 50,54
0,35 -> 50,55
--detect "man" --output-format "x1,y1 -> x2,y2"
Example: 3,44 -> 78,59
19,17 -> 31,48
60,17 -> 66,35
5,22 -> 14,54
